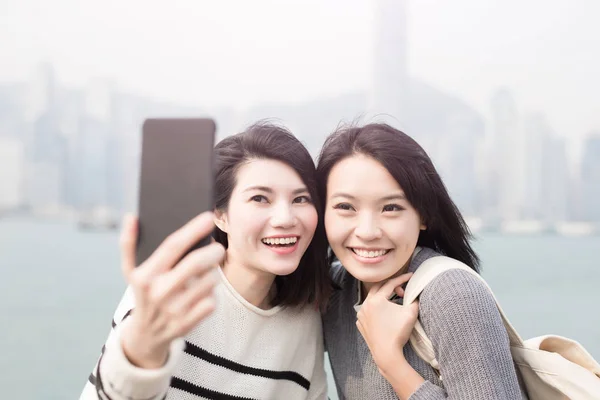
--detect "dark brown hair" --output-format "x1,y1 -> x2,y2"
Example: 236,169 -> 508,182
316,123 -> 480,271
213,121 -> 330,308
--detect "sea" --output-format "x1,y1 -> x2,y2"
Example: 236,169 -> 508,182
1,217 -> 598,399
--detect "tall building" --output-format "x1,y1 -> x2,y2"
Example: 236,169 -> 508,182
368,0 -> 485,217
432,114 -> 485,217
0,137 -> 25,211
24,63 -> 57,122
0,83 -> 27,139
24,64 -> 69,214
580,132 -> 600,222
369,0 -> 409,122
489,88 -> 525,222
75,80 -> 115,212
522,113 -> 569,222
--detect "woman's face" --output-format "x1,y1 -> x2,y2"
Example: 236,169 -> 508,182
324,154 -> 425,285
216,158 -> 318,277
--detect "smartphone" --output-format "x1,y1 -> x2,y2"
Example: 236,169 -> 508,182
135,118 -> 217,266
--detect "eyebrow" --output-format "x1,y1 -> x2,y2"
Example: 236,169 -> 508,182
243,186 -> 310,195
330,192 -> 406,201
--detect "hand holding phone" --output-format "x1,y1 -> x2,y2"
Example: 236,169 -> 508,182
119,212 -> 225,369
117,118 -> 223,368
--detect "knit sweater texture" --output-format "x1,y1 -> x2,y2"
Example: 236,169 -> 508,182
80,267 -> 327,400
323,246 -> 527,399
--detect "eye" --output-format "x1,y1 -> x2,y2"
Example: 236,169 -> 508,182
382,204 -> 404,212
333,202 -> 355,211
250,195 -> 269,203
293,195 -> 312,204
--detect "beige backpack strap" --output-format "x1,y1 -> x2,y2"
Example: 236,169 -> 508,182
404,256 -> 524,370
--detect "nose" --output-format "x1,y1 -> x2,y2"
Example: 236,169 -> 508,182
270,202 -> 298,229
354,213 -> 382,241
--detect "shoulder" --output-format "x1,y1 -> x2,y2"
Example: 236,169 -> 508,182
419,268 -> 500,323
414,266 -> 511,351
416,268 -> 511,354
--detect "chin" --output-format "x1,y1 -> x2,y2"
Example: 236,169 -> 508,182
341,261 -> 396,283
349,270 -> 391,283
267,261 -> 301,277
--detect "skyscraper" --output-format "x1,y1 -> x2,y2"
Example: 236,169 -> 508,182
369,0 -> 409,121
489,88 -> 525,222
580,132 -> 600,222
0,137 -> 25,211
523,113 -> 569,223
25,64 -> 68,215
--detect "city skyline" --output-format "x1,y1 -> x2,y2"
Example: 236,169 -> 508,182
1,0 -> 599,234
1,0 -> 599,139
2,56 -> 599,228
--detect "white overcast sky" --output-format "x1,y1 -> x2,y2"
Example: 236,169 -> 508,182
1,0 -> 599,139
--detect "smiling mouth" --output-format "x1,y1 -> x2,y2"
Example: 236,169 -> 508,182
261,237 -> 299,248
350,248 -> 391,258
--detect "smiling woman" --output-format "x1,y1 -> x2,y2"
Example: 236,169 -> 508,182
213,155 -> 323,305
325,154 -> 426,287
317,123 -> 526,400
80,122 -> 331,400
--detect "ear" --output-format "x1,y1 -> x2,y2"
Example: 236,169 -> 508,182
420,219 -> 427,231
213,209 -> 228,233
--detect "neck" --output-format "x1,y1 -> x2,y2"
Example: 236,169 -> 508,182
360,260 -> 412,302
360,281 -> 375,301
221,254 -> 277,310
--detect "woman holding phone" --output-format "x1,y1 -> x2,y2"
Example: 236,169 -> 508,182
80,122 -> 330,400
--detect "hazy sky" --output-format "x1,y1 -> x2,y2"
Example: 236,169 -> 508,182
1,0 -> 599,138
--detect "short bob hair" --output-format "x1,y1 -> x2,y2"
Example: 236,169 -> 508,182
213,121 -> 330,308
316,123 -> 480,271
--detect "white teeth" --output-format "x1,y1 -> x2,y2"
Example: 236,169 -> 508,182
262,237 -> 297,245
353,249 -> 388,258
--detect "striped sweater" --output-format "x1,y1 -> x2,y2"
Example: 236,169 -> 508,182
80,267 -> 327,400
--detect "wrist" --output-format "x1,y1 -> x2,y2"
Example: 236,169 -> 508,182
383,357 -> 425,400
121,324 -> 169,369
375,349 -> 407,378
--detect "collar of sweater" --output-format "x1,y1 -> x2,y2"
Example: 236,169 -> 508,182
217,266 -> 284,317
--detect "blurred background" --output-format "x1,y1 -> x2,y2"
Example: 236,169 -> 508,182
1,0 -> 599,398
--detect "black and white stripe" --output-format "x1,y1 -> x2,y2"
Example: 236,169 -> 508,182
82,276 -> 326,400
88,309 -> 311,400
89,310 -> 134,398
183,341 -> 310,390
165,341 -> 311,399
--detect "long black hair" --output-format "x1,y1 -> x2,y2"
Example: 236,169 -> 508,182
316,123 -> 480,271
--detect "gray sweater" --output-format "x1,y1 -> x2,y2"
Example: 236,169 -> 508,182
323,247 -> 527,399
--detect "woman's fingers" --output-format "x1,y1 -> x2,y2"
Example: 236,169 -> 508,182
142,211 -> 217,276
356,319 -> 366,341
178,296 -> 217,335
407,300 -> 420,319
119,214 -> 155,314
121,213 -> 225,353
120,214 -> 139,281
166,271 -> 218,316
394,286 -> 405,298
377,272 -> 413,299
147,243 -> 224,304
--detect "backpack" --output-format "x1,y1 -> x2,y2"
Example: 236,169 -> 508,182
403,256 -> 600,400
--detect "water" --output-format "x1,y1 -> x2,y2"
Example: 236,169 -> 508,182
1,217 -> 599,399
